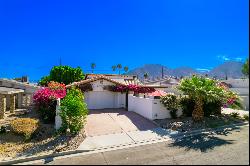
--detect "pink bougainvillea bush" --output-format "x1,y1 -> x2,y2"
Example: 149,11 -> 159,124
33,81 -> 66,123
217,82 -> 243,110
111,84 -> 155,94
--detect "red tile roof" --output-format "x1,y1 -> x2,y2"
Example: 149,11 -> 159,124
66,75 -> 126,88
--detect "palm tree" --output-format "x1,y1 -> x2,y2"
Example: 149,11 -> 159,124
112,65 -> 117,72
124,66 -> 129,73
143,73 -> 149,81
177,75 -> 225,122
117,64 -> 122,75
91,63 -> 96,73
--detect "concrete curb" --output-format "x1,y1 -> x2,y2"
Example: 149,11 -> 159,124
1,121 -> 248,165
0,149 -> 92,165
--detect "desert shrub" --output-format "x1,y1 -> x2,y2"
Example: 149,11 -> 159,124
10,118 -> 39,140
160,94 -> 180,119
60,87 -> 88,134
33,81 -> 66,123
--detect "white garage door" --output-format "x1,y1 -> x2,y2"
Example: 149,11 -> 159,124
84,91 -> 116,109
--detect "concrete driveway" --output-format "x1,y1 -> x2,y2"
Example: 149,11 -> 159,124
85,109 -> 157,137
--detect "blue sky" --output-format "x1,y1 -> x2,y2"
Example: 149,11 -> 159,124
0,0 -> 249,82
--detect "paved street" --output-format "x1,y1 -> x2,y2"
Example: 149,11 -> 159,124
22,124 -> 249,165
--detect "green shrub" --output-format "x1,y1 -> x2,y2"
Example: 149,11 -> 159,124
179,96 -> 222,117
60,87 -> 88,134
36,101 -> 57,123
179,96 -> 195,117
160,94 -> 179,119
203,100 -> 222,117
10,118 -> 39,140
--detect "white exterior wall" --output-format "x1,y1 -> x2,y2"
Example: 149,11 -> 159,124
223,79 -> 249,88
84,80 -> 126,109
240,96 -> 249,110
128,94 -> 182,120
229,88 -> 249,95
128,95 -> 153,120
223,79 -> 249,110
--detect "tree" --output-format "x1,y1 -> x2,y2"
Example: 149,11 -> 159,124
39,66 -> 85,86
242,58 -> 249,77
38,76 -> 50,86
143,73 -> 149,81
124,66 -> 129,73
117,64 -> 122,75
91,63 -> 96,73
177,75 -> 225,122
112,65 -> 117,72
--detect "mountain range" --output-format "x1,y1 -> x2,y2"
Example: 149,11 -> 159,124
127,61 -> 245,80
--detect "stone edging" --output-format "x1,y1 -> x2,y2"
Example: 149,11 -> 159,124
1,121 -> 248,165
172,121 -> 249,140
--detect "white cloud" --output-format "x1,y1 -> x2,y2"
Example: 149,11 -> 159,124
217,55 -> 230,61
196,68 -> 210,72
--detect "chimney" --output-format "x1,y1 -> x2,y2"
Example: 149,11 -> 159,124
22,76 -> 29,83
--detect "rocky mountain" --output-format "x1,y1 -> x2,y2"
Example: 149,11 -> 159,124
208,61 -> 244,79
127,61 -> 244,80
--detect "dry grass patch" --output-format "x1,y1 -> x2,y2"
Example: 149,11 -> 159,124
10,118 -> 39,140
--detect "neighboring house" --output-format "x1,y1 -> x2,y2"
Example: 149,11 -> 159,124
143,77 -> 180,93
85,74 -> 143,85
222,78 -> 249,110
0,78 -> 39,119
67,74 -> 167,110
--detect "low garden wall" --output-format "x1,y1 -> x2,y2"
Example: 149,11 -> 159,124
128,94 -> 182,120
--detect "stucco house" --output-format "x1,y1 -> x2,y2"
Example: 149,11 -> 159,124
66,74 -> 167,110
0,78 -> 39,119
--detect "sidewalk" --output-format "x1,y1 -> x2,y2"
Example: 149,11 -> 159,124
78,127 -> 179,151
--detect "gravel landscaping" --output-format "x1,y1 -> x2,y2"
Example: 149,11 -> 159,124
154,113 -> 248,133
0,108 -> 86,161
